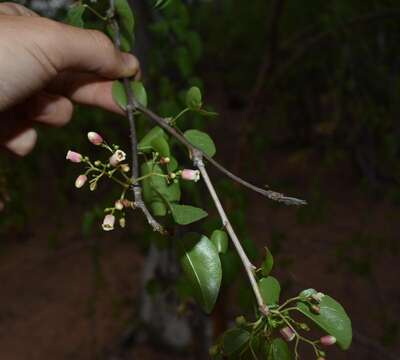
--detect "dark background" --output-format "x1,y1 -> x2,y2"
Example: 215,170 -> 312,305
0,0 -> 399,359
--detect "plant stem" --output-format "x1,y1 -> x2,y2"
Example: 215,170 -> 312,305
109,0 -> 164,233
192,150 -> 269,316
136,104 -> 306,206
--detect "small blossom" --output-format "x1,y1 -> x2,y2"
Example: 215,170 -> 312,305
320,335 -> 336,346
181,169 -> 200,182
160,157 -> 170,165
66,150 -> 82,163
119,218 -> 126,228
120,164 -> 130,172
102,214 -> 115,231
311,304 -> 321,314
89,182 -> 97,191
280,327 -> 295,342
75,175 -> 88,189
121,199 -> 133,208
109,150 -> 126,167
311,292 -> 325,303
115,200 -> 124,210
87,132 -> 103,145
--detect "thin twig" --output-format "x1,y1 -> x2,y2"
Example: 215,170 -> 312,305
192,150 -> 269,316
136,104 -> 306,206
109,1 -> 164,233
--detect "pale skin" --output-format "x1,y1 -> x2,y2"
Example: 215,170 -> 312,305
0,2 -> 140,156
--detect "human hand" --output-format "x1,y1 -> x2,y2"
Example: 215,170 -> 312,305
0,2 -> 140,155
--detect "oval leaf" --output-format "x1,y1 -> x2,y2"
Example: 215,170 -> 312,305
138,126 -> 165,152
186,86 -> 202,109
114,0 -> 135,51
211,230 -> 229,254
112,80 -> 148,111
179,233 -> 222,313
258,276 -> 281,305
66,4 -> 86,28
222,328 -> 250,356
170,204 -> 207,225
296,292 -> 352,350
184,129 -> 216,157
261,247 -> 274,277
141,160 -> 180,216
268,338 -> 292,360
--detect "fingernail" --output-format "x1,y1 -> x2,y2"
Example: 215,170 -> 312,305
121,53 -> 139,76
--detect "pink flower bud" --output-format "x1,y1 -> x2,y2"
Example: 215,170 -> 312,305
75,175 -> 88,189
66,150 -> 82,163
115,200 -> 124,210
280,327 -> 295,342
102,214 -> 115,231
181,169 -> 200,182
320,335 -> 336,346
109,150 -> 126,167
87,132 -> 103,145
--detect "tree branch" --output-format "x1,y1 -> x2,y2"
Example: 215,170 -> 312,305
136,104 -> 306,206
192,150 -> 269,316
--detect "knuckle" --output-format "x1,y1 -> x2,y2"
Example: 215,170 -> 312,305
87,30 -> 114,52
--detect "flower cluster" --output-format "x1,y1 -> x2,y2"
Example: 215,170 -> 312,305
66,131 -> 132,232
66,131 -> 204,232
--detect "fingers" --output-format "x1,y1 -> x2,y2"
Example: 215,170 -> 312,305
3,128 -> 37,156
49,23 -> 140,79
49,72 -> 125,115
0,92 -> 74,156
0,3 -> 38,16
30,93 -> 74,127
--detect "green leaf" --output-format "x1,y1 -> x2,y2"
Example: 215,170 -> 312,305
261,247 -> 274,277
198,109 -> 219,117
211,230 -> 229,254
296,292 -> 352,350
138,127 -> 165,152
141,161 -> 180,216
66,4 -> 86,28
268,338 -> 292,360
151,136 -> 170,157
167,156 -> 178,172
170,204 -> 207,225
258,276 -> 281,305
131,81 -> 148,107
154,0 -> 172,9
222,328 -> 250,356
112,80 -> 148,111
184,129 -> 216,157
186,86 -> 202,109
114,0 -> 135,51
179,233 -> 222,313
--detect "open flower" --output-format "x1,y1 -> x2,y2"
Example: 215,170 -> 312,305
75,175 -> 88,189
87,132 -> 103,146
181,169 -> 200,182
109,150 -> 126,167
102,214 -> 115,231
280,327 -> 295,342
66,150 -> 82,163
320,336 -> 336,346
